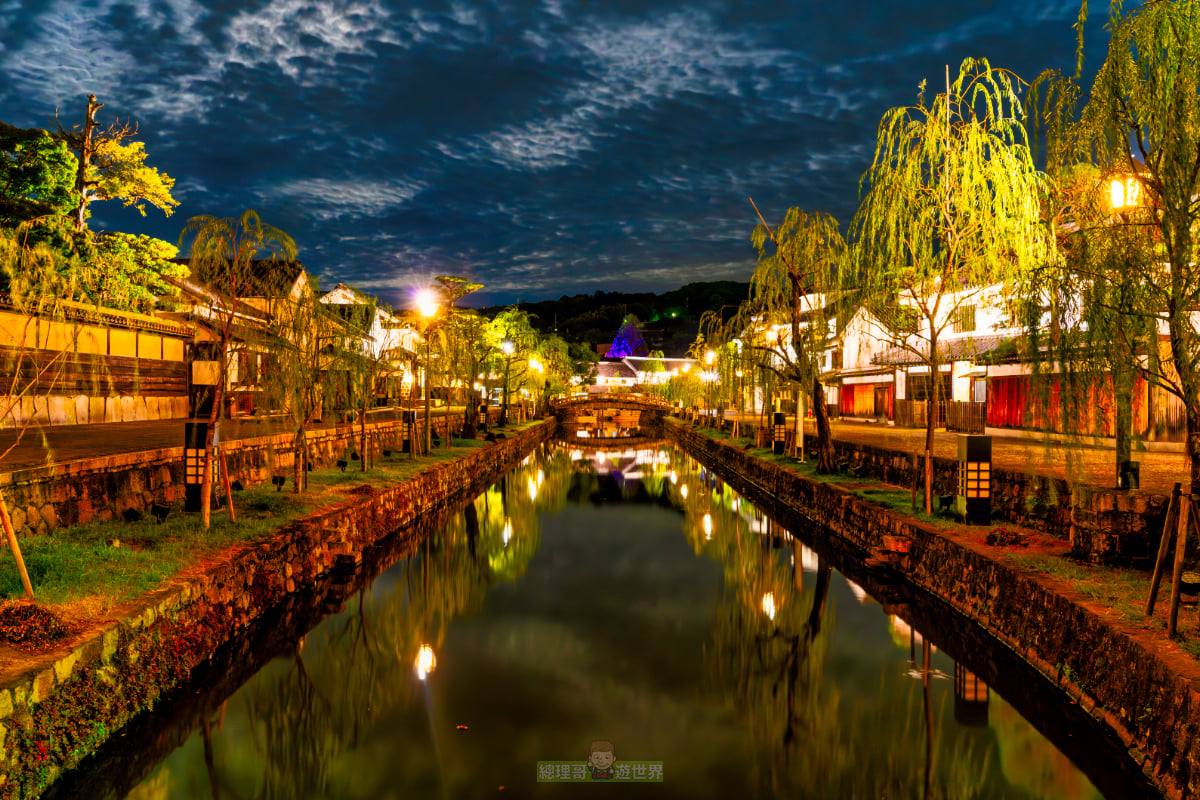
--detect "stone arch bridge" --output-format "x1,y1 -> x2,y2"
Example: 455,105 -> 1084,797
548,392 -> 672,440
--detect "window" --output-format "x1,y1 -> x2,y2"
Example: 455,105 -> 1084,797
952,305 -> 977,334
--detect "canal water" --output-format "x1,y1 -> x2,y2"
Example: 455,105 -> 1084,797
50,442 -> 1157,800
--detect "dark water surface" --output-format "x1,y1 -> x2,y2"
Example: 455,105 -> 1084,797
51,442 -> 1159,800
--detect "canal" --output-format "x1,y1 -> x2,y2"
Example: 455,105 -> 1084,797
48,441 -> 1157,799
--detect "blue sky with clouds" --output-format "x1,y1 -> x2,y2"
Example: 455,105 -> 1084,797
0,1 -> 1110,307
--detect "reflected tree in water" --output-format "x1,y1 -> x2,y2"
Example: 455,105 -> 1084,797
683,464 -> 993,798
176,453 -> 566,798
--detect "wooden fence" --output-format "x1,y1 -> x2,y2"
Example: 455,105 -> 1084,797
946,401 -> 986,434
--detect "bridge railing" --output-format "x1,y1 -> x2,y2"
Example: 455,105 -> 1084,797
548,391 -> 673,410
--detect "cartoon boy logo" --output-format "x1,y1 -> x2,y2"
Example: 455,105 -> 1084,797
587,741 -> 616,780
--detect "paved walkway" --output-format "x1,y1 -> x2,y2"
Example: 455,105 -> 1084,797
0,406 -> 468,473
724,414 -> 1190,495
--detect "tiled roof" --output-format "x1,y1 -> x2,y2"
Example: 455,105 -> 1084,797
871,334 -> 1007,366
597,360 -> 638,379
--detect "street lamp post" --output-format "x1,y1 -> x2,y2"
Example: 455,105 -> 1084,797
417,289 -> 439,455
500,339 -> 515,426
1108,172 -> 1144,490
705,349 -> 717,427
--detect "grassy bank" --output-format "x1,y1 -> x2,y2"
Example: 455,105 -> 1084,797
0,426 -> 535,616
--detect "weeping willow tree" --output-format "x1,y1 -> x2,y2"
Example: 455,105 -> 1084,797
258,276 -> 349,492
733,207 -> 847,472
179,210 -> 297,529
433,276 -> 483,439
1030,0 -> 1200,491
0,217 -> 92,599
850,57 -> 1053,513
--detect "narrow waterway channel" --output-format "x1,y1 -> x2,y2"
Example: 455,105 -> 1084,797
48,441 -> 1158,799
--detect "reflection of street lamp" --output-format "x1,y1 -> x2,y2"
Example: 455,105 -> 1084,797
500,339 -> 515,425
702,513 -> 713,540
503,518 -> 513,546
415,643 -> 436,680
416,289 -> 439,454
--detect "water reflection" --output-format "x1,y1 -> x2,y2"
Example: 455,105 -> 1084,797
60,443 -> 1145,799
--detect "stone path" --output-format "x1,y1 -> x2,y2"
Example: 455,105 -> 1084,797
725,414 -> 1190,495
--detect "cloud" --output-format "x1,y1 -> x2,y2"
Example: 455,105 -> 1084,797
446,9 -> 797,170
262,177 -> 426,221
218,0 -> 396,83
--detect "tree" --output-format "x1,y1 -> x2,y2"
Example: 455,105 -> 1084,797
87,232 -> 187,312
0,216 -> 95,598
55,95 -> 178,233
850,58 -> 1053,513
260,280 -> 352,491
1038,0 -> 1200,490
0,122 -> 76,228
433,276 -> 483,442
488,308 -> 538,425
737,206 -> 846,472
606,314 -> 646,358
179,210 -> 297,529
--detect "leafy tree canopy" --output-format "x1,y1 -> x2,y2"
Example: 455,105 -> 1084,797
90,138 -> 179,219
0,122 -> 76,227
86,232 -> 187,312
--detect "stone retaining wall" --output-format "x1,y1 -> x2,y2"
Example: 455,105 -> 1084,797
0,409 -> 507,538
699,417 -> 1169,565
668,420 -> 1200,800
0,419 -> 555,800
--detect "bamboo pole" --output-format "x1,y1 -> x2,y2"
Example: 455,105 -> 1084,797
220,447 -> 235,523
0,490 -> 33,600
1168,498 -> 1192,638
1146,482 -> 1181,615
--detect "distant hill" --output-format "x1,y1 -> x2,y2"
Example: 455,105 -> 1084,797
478,281 -> 749,357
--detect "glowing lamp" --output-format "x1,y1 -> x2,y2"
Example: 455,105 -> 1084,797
1110,177 -> 1141,210
416,289 -> 438,319
761,593 -> 776,620
415,644 -> 436,680
500,339 -> 515,356
705,350 -> 716,365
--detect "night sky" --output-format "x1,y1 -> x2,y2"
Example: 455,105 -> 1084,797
0,1 -> 1111,307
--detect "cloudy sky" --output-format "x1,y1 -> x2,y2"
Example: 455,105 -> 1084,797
0,1 -> 1110,306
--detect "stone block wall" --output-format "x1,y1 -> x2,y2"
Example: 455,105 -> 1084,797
0,420 -> 555,799
797,433 -> 1170,565
668,421 -> 1200,800
0,410 -> 505,538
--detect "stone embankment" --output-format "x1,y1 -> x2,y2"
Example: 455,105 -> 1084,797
0,419 -> 554,800
819,435 -> 1169,566
668,420 -> 1200,800
0,410 -> 498,537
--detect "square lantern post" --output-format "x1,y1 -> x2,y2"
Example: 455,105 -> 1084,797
478,401 -> 488,430
401,408 -> 414,454
956,434 -> 992,525
184,421 -> 207,512
773,411 -> 786,455
184,343 -> 220,513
